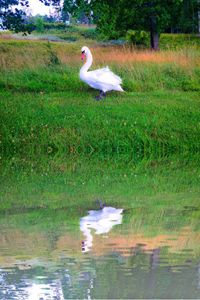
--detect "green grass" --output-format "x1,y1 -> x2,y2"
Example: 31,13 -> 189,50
0,38 -> 200,156
0,76 -> 200,156
1,63 -> 200,92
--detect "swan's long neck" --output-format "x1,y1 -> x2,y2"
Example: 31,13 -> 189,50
80,51 -> 93,75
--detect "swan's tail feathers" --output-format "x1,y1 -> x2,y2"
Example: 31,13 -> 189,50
115,85 -> 124,92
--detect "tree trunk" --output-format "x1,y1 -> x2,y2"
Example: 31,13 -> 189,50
150,15 -> 159,50
150,30 -> 159,50
196,0 -> 200,36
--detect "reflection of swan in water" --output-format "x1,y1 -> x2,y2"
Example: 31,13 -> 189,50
80,206 -> 123,253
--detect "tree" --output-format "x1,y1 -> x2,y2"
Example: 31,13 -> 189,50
0,0 -> 60,32
62,0 -> 92,24
90,0 -> 200,49
35,16 -> 45,32
178,0 -> 199,33
0,0 -> 30,32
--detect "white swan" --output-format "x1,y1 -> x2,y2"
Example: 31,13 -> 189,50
80,46 -> 124,100
80,206 -> 123,253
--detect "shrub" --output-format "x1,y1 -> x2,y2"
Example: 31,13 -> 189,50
35,17 -> 45,33
46,42 -> 60,66
160,33 -> 200,49
126,30 -> 150,47
80,28 -> 97,40
43,22 -> 67,30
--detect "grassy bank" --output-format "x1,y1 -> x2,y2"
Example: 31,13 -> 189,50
0,39 -> 200,156
1,88 -> 200,156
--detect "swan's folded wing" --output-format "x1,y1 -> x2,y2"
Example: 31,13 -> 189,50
89,67 -> 109,76
89,66 -> 122,85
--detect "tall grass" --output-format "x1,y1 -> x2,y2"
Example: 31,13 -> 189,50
0,39 -> 199,93
0,38 -> 200,69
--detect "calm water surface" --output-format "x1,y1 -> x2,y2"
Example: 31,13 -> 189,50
0,157 -> 199,299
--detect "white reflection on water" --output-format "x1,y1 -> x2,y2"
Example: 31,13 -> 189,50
80,206 -> 123,252
0,271 -> 65,300
25,280 -> 65,300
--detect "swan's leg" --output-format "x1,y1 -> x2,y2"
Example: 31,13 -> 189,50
102,92 -> 106,98
96,199 -> 106,209
95,91 -> 104,101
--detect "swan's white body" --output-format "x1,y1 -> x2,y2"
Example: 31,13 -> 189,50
80,46 -> 124,94
80,207 -> 123,253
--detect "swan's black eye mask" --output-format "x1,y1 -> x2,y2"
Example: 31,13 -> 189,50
82,50 -> 85,54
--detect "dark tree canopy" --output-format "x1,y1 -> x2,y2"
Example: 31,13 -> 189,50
62,0 -> 200,49
0,0 -> 29,32
62,0 -> 92,22
39,0 -> 60,7
90,0 -> 199,48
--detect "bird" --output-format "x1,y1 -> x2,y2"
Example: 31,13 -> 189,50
80,46 -> 124,100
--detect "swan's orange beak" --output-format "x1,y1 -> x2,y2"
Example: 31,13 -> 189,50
81,53 -> 85,60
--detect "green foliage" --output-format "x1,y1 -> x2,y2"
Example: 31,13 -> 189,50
126,30 -> 150,47
62,0 -> 92,22
43,22 -> 68,30
46,42 -> 60,65
89,0 -> 200,47
93,1 -> 122,39
96,0 -> 199,34
29,24 -> 98,41
160,33 -> 200,49
178,0 -> 200,33
79,27 -> 97,39
35,16 -> 45,33
0,0 -> 28,32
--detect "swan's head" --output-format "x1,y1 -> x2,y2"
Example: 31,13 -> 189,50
81,46 -> 90,60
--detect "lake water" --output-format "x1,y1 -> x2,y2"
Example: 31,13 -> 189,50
0,156 -> 199,299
